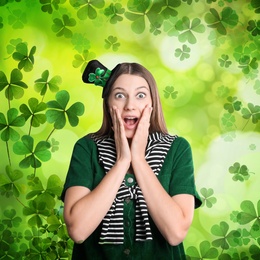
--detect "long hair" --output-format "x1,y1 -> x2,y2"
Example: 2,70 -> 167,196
93,63 -> 168,137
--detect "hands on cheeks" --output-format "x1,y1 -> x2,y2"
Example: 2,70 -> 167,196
110,105 -> 153,164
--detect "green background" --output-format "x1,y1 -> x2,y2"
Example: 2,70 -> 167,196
0,0 -> 260,259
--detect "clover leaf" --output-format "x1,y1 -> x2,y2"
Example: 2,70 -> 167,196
40,0 -> 60,14
211,221 -> 238,249
2,209 -> 22,228
186,240 -> 218,259
8,9 -> 27,29
155,0 -> 181,18
72,50 -> 96,72
238,56 -> 258,74
104,3 -> 125,24
218,54 -> 232,68
163,86 -> 178,99
13,135 -> 51,168
216,85 -> 230,98
23,200 -> 50,227
104,35 -> 120,51
70,0 -> 105,20
163,16 -> 179,36
205,7 -> 239,35
124,0 -> 151,34
241,103 -> 260,124
221,113 -> 236,128
0,165 -> 25,198
251,0 -> 260,14
71,33 -> 91,53
228,162 -> 250,182
0,69 -> 28,100
20,98 -> 47,129
200,188 -> 217,208
236,200 -> 260,225
175,44 -> 191,61
0,108 -> 25,142
46,90 -> 85,129
223,96 -> 242,113
6,38 -> 23,55
34,70 -> 61,96
175,16 -> 205,44
247,20 -> 260,36
12,42 -> 36,72
250,245 -> 260,260
52,14 -> 76,38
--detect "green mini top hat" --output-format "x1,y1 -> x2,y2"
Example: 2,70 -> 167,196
82,60 -> 113,98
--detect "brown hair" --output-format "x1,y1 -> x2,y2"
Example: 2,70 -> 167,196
93,62 -> 168,137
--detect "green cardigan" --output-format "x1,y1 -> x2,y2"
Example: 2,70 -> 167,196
61,134 -> 201,260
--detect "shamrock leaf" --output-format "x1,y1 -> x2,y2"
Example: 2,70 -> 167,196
247,20 -> 260,36
186,240 -> 218,259
221,113 -> 236,128
0,165 -> 26,198
175,16 -> 205,44
46,90 -> 85,129
228,162 -> 250,182
237,200 -> 260,225
13,135 -> 51,168
211,221 -> 238,249
208,30 -> 226,47
6,38 -> 23,55
71,33 -> 91,53
124,0 -> 151,34
40,0 -> 60,14
70,0 -> 105,20
8,9 -> 27,29
0,108 -> 25,141
50,138 -> 59,152
23,200 -> 50,227
205,7 -> 239,35
104,36 -> 120,51
241,103 -> 260,124
216,85 -> 230,98
223,96 -> 242,113
52,14 -> 76,38
163,16 -> 179,36
20,98 -> 47,128
163,86 -> 178,99
2,209 -> 22,228
251,0 -> 260,14
34,70 -> 61,96
0,69 -> 28,100
218,54 -> 232,68
12,42 -> 36,72
104,3 -> 125,24
155,0 -> 181,18
238,56 -> 258,74
200,188 -> 217,208
175,44 -> 191,61
250,245 -> 260,260
72,50 -> 96,72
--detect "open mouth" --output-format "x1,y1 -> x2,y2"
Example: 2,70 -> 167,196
124,117 -> 138,127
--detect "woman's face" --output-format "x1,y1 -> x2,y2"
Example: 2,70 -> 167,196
108,74 -> 152,139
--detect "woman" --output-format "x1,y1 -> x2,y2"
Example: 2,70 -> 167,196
61,60 -> 201,259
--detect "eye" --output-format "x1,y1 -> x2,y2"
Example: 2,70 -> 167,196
115,93 -> 125,99
137,92 -> 146,99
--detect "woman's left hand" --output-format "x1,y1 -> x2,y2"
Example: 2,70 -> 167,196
131,105 -> 153,158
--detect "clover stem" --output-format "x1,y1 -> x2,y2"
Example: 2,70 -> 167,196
6,141 -> 12,166
15,196 -> 27,208
46,127 -> 55,142
241,119 -> 250,131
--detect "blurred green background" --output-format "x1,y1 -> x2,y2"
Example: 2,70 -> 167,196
0,0 -> 259,259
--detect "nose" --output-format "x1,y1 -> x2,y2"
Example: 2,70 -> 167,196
124,97 -> 135,110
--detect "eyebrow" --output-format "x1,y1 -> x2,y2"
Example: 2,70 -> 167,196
112,86 -> 149,92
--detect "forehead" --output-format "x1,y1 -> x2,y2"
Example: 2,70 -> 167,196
111,74 -> 149,90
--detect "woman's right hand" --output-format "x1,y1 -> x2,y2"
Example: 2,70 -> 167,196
110,106 -> 131,165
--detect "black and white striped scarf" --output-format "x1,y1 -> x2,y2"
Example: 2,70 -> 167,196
91,132 -> 177,244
